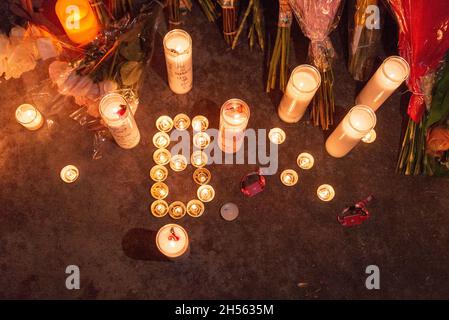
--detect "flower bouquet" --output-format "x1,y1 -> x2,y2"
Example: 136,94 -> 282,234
231,0 -> 264,50
219,0 -> 238,46
289,0 -> 344,130
388,0 -> 449,175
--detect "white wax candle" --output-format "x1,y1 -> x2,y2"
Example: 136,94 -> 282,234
325,105 -> 376,158
278,65 -> 321,123
163,29 -> 193,94
218,98 -> 250,153
99,93 -> 141,149
15,104 -> 44,131
356,56 -> 410,111
156,224 -> 189,259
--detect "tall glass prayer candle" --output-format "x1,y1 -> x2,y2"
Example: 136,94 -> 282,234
356,56 -> 410,111
218,98 -> 250,153
326,105 -> 377,158
278,65 -> 321,123
15,104 -> 44,130
156,224 -> 189,260
99,93 -> 141,149
163,29 -> 193,94
55,0 -> 99,45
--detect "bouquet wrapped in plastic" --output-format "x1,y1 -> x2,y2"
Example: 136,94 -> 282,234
348,0 -> 382,81
388,0 -> 449,175
289,0 -> 344,130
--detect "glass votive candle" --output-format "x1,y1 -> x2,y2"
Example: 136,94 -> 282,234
163,29 -> 193,94
193,168 -> 211,185
356,56 -> 410,111
362,129 -> 377,144
150,165 -> 169,182
173,113 -> 191,130
170,154 -> 188,172
156,115 -> 174,132
197,185 -> 215,202
187,200 -> 205,218
325,105 -> 377,158
193,132 -> 211,149
278,65 -> 321,123
15,104 -> 44,130
218,98 -> 250,153
151,182 -> 169,200
151,200 -> 169,218
192,115 -> 209,131
153,132 -> 171,149
169,201 -> 187,219
153,148 -> 171,165
280,169 -> 299,186
317,184 -> 335,202
191,151 -> 208,168
60,165 -> 79,183
268,128 -> 286,145
297,153 -> 315,170
156,224 -> 189,259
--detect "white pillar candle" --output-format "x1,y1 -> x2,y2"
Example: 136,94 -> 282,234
99,93 -> 141,149
326,105 -> 376,158
156,224 -> 189,260
356,56 -> 410,111
218,98 -> 250,153
278,65 -> 321,123
15,104 -> 44,130
163,29 -> 193,94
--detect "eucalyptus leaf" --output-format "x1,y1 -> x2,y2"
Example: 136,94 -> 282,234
120,61 -> 143,86
426,60 -> 449,129
120,39 -> 144,61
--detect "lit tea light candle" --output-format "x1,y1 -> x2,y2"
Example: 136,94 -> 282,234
173,113 -> 191,130
187,200 -> 205,218
156,224 -> 189,259
193,132 -> 211,149
280,169 -> 299,187
153,148 -> 171,165
297,153 -> 314,170
60,165 -> 79,183
156,115 -> 174,132
153,132 -> 171,149
150,165 -> 169,182
151,200 -> 169,218
325,105 -> 377,158
55,0 -> 99,45
356,56 -> 410,111
278,65 -> 321,123
192,115 -> 209,131
362,129 -> 377,144
268,128 -> 286,145
169,201 -> 187,219
197,185 -> 215,202
170,154 -> 188,172
218,98 -> 250,153
191,151 -> 208,168
317,184 -> 335,202
193,168 -> 211,185
99,93 -> 141,149
163,29 -> 193,94
15,104 -> 44,131
150,182 -> 169,200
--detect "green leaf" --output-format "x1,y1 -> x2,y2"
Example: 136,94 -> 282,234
120,61 -> 143,86
119,39 -> 144,61
426,60 -> 449,130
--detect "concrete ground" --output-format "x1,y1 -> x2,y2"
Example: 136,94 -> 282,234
1,4 -> 449,299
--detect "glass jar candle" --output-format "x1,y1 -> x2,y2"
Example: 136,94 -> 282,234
277,65 -> 321,123
356,56 -> 410,111
325,105 -> 377,158
218,98 -> 250,153
163,29 -> 193,94
15,104 -> 44,131
99,93 -> 141,149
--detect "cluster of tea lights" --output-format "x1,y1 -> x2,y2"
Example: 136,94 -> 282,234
150,114 -> 215,220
